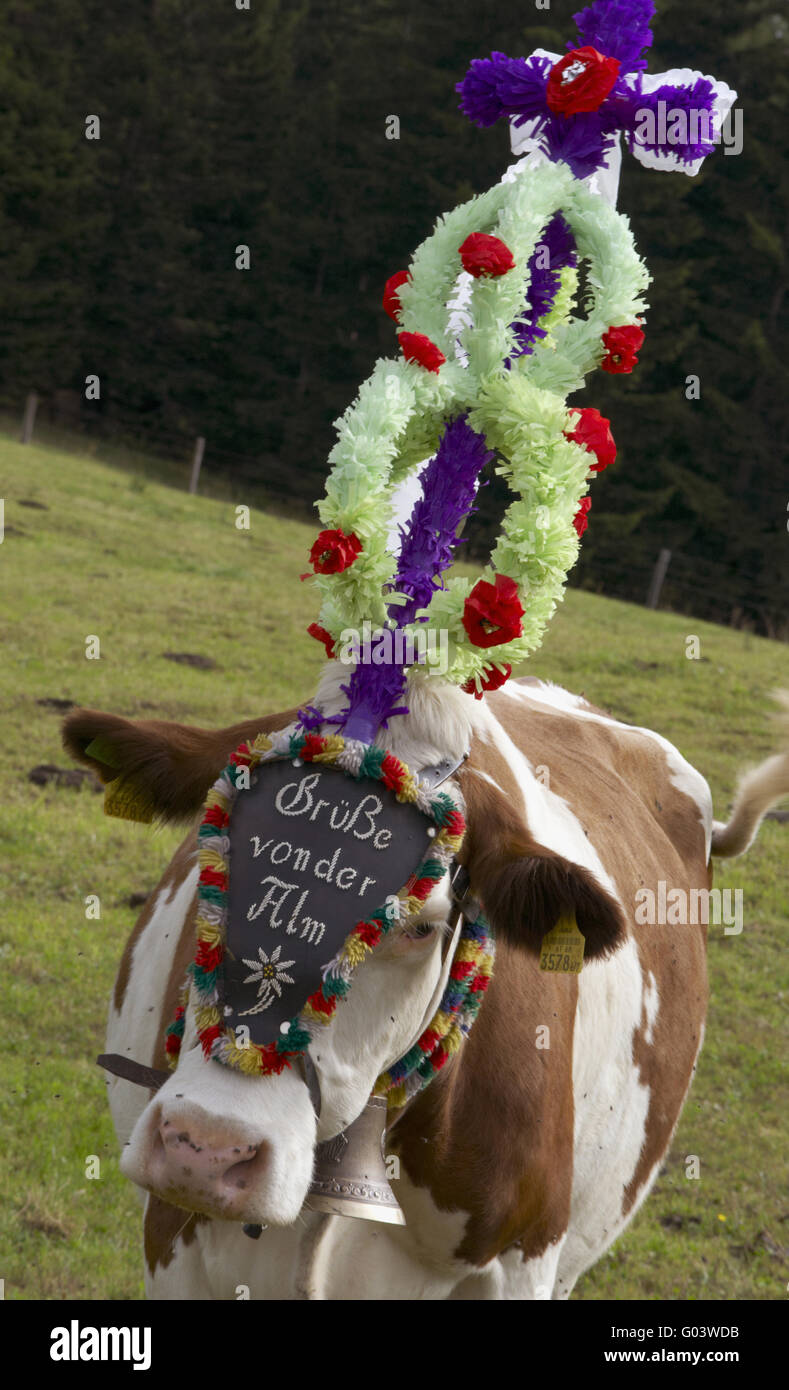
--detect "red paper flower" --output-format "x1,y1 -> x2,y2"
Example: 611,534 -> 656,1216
564,407 -> 616,472
462,662 -> 512,699
383,270 -> 410,322
546,46 -> 620,117
573,495 -> 592,537
398,331 -> 446,374
462,574 -> 524,649
307,623 -> 336,658
601,324 -> 644,374
458,232 -> 516,279
308,528 -> 362,574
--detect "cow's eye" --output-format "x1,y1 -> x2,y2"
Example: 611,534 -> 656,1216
406,920 -> 436,940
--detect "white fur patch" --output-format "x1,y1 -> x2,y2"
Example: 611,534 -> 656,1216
106,862 -> 198,1149
499,680 -> 713,858
555,937 -> 652,1294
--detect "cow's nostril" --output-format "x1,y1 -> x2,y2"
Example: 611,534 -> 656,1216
221,1143 -> 269,1194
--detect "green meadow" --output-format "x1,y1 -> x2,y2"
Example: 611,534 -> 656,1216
1,431 -> 786,1301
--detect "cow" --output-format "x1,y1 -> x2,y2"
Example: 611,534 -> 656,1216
63,669 -> 788,1300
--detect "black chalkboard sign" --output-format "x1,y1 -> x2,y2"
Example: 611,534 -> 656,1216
223,759 -> 434,1044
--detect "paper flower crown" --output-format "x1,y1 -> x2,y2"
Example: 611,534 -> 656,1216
299,0 -> 735,743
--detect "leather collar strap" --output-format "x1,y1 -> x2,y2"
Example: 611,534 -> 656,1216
96,1053 -> 170,1091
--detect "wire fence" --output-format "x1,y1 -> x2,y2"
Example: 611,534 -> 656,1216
6,390 -> 787,643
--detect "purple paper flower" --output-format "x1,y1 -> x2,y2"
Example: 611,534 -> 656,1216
457,53 -> 552,129
573,0 -> 655,75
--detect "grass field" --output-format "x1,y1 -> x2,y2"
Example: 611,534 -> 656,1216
1,430 -> 787,1301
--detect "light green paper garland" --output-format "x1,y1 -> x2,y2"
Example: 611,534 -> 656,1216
311,160 -> 650,686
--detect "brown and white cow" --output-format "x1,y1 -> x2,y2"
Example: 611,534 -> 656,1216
64,671 -> 788,1299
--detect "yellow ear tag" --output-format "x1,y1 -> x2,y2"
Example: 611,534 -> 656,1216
103,778 -> 154,824
539,917 -> 585,974
84,736 -> 122,775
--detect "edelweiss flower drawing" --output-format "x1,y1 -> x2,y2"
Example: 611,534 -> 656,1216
239,944 -> 296,1015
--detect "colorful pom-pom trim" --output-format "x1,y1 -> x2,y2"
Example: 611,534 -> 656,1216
374,908 -> 494,1110
167,727 -> 467,1079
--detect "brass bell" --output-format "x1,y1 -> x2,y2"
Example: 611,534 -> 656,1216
306,1095 -> 406,1225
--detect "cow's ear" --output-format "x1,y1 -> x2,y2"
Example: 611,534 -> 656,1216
62,707 -> 297,824
458,767 -> 627,962
466,837 -> 626,961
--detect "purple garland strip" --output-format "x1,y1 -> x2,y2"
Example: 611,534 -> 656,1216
318,418 -> 493,742
509,211 -> 578,359
388,415 -> 494,625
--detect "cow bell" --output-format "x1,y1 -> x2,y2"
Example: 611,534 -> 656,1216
306,1095 -> 406,1225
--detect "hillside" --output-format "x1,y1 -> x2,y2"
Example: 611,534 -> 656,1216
0,432 -> 786,1299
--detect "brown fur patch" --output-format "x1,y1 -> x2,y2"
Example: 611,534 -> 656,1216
486,689 -> 711,1226
143,1194 -> 206,1275
392,938 -> 577,1265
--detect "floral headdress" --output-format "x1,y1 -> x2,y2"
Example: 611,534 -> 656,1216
298,0 -> 734,745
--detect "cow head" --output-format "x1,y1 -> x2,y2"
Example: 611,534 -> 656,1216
63,677 -> 626,1227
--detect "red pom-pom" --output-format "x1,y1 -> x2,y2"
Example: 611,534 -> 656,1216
307,623 -> 336,658
458,232 -> 516,279
199,866 -> 227,890
462,575 -> 524,649
195,940 -> 223,973
398,331 -> 446,374
546,46 -> 620,117
450,960 -> 475,981
573,495 -> 592,537
307,990 -> 337,1018
308,528 -> 362,574
355,920 -> 384,948
199,1024 -> 222,1057
462,662 -> 512,699
564,407 -> 616,472
601,324 -> 644,374
258,1043 -> 291,1075
300,733 -> 327,761
383,270 -> 410,322
380,752 -> 406,789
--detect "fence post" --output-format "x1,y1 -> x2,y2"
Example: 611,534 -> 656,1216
188,436 -> 205,495
20,392 -> 39,444
646,547 -> 672,610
